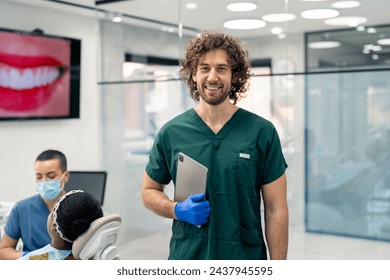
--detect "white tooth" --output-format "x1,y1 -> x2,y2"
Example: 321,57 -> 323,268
46,67 -> 53,85
35,67 -> 44,87
0,68 -> 7,87
22,68 -> 34,89
43,67 -> 49,86
49,67 -> 59,84
10,69 -> 22,90
19,71 -> 26,89
43,66 -> 58,86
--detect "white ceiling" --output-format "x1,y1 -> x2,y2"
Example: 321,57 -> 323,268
8,0 -> 390,39
42,0 -> 390,39
7,0 -> 390,67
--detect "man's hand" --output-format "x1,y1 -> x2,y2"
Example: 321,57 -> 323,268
174,193 -> 211,226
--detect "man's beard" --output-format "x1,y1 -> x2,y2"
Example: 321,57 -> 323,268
198,86 -> 230,106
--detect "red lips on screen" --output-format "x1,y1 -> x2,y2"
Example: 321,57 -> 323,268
0,53 -> 67,111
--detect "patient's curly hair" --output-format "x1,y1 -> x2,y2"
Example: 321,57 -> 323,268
54,191 -> 103,243
180,30 -> 252,105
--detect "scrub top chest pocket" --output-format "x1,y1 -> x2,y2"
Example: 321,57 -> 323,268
236,150 -> 261,197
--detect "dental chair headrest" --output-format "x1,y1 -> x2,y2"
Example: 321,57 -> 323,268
72,214 -> 122,260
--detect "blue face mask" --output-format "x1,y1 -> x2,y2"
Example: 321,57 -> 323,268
36,173 -> 66,201
48,246 -> 72,260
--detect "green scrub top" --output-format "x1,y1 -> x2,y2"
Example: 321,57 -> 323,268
145,108 -> 287,260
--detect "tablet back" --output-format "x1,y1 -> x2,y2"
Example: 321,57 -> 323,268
174,152 -> 208,202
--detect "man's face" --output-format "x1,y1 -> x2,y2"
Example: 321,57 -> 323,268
193,49 -> 232,106
35,158 -> 65,182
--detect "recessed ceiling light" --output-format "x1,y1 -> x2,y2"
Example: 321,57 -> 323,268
301,9 -> 339,19
331,1 -> 361,9
372,54 -> 379,60
271,27 -> 283,34
112,16 -> 122,23
363,44 -> 382,52
227,2 -> 257,12
377,38 -> 390,45
324,16 -> 367,26
262,13 -> 296,22
223,19 -> 266,29
162,26 -> 175,33
356,25 -> 365,31
300,0 -> 327,1
308,41 -> 341,49
186,3 -> 197,10
367,28 -> 376,33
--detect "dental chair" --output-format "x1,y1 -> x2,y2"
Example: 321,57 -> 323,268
72,214 -> 122,260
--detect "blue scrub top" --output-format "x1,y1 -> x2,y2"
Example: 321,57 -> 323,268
5,194 -> 51,252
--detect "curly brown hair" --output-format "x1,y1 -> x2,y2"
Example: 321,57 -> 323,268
180,31 -> 252,105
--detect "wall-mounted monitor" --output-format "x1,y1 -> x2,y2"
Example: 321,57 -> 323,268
0,27 -> 81,121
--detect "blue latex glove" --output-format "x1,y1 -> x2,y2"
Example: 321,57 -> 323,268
174,193 -> 211,226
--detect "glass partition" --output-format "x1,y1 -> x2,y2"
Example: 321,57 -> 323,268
305,69 -> 390,241
99,68 -> 390,257
304,26 -> 390,241
95,1 -> 390,259
306,25 -> 390,71
101,79 -> 190,242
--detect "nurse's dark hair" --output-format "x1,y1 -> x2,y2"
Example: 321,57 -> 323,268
179,30 -> 252,105
36,149 -> 67,172
55,191 -> 103,243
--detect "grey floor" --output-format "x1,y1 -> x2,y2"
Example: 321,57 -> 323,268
117,224 -> 390,260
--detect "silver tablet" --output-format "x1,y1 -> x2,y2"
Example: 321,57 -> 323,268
174,152 -> 208,202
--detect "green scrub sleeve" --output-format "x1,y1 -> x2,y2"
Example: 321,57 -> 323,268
261,126 -> 288,185
145,131 -> 172,185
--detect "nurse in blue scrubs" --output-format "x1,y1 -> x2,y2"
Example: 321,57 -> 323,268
0,150 -> 69,259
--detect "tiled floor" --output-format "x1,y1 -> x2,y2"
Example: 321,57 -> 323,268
117,224 -> 390,260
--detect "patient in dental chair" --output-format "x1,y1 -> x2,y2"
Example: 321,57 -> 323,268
19,190 -> 103,260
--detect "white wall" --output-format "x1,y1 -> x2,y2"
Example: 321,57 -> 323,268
0,1 -> 102,202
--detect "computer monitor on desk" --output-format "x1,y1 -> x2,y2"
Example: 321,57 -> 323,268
65,171 -> 107,206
